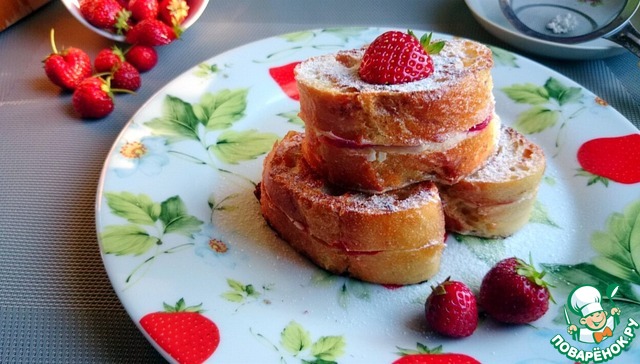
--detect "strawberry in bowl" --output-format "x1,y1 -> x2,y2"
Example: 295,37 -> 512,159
61,0 -> 209,43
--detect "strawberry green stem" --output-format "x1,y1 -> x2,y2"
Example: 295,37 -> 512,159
50,28 -> 58,55
218,168 -> 257,187
124,242 -> 194,287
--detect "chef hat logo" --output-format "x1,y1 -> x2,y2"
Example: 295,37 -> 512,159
569,285 -> 604,317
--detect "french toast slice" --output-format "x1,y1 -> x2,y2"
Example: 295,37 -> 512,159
294,38 -> 494,145
438,126 -> 546,238
260,131 -> 446,284
302,112 -> 501,193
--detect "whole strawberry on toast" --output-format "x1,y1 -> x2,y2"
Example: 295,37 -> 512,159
294,30 -> 499,193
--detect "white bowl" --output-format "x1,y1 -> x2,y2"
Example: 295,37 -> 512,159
62,0 -> 209,43
464,0 -> 628,59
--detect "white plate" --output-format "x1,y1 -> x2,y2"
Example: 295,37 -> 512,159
96,28 -> 640,363
464,0 -> 630,59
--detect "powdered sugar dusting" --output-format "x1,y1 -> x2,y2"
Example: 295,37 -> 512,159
346,185 -> 439,213
296,39 -> 487,93
466,126 -> 543,182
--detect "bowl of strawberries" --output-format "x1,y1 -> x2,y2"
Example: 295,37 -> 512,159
62,0 -> 208,45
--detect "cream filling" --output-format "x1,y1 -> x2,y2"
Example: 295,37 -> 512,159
316,113 -> 500,161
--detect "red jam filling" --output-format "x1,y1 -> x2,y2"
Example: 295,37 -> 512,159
468,114 -> 491,132
319,114 -> 492,148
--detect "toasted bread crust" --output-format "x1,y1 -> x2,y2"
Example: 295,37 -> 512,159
261,190 -> 444,285
260,131 -> 446,284
295,39 -> 495,145
262,131 -> 446,251
302,113 -> 501,193
439,127 -> 546,238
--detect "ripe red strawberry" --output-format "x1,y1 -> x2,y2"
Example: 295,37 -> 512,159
394,343 -> 480,364
359,30 -> 444,85
128,0 -> 159,22
111,61 -> 141,91
269,61 -> 301,100
79,0 -> 130,33
72,76 -> 115,119
425,278 -> 478,338
140,298 -> 220,364
158,0 -> 190,26
94,46 -> 125,73
43,29 -> 92,91
125,44 -> 158,72
479,256 -> 554,324
394,353 -> 480,364
577,134 -> 640,185
126,18 -> 178,46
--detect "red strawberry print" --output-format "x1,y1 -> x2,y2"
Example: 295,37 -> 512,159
94,46 -> 125,73
111,61 -> 141,91
72,76 -> 115,119
393,353 -> 480,364
79,0 -> 130,33
394,343 -> 480,364
125,44 -> 158,72
358,30 -> 444,85
577,134 -> 640,185
128,0 -> 159,22
425,278 -> 478,338
479,256 -> 554,324
158,0 -> 190,26
140,298 -> 220,364
269,61 -> 301,101
126,18 -> 178,46
43,29 -> 92,91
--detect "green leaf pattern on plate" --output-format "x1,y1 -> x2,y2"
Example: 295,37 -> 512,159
278,321 -> 346,363
501,77 -> 585,157
310,270 -> 372,309
591,200 -> 640,285
489,46 -> 519,68
256,27 -> 370,63
209,129 -> 279,165
100,193 -> 204,286
221,278 -> 262,304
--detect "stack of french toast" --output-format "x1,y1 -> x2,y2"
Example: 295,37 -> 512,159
259,34 -> 546,285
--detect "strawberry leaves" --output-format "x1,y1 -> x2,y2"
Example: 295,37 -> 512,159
101,225 -> 159,256
193,89 -> 248,130
502,77 -> 584,156
415,31 -> 445,55
591,199 -> 640,284
160,196 -> 203,236
210,130 -> 280,165
145,88 -> 278,166
543,200 -> 640,329
280,321 -> 346,363
146,95 -> 200,142
100,192 -> 203,285
221,278 -> 261,303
